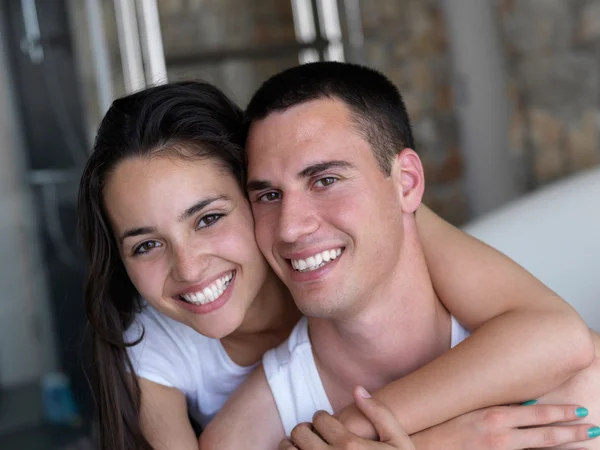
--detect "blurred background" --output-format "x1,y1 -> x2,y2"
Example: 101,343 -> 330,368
0,0 -> 598,448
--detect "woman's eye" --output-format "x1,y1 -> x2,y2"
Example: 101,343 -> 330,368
133,240 -> 162,255
257,191 -> 282,202
197,214 -> 224,229
314,177 -> 337,188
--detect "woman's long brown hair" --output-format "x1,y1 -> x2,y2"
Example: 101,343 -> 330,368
78,81 -> 245,449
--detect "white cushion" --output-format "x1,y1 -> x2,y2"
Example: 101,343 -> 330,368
463,167 -> 600,332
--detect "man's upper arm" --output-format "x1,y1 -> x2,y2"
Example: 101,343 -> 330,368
200,364 -> 285,450
138,377 -> 198,450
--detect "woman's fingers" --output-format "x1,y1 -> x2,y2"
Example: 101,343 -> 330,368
353,386 -> 415,449
516,423 -> 598,448
504,404 -> 589,427
311,410 -> 351,444
279,438 -> 297,450
288,422 -> 328,450
283,388 -> 416,450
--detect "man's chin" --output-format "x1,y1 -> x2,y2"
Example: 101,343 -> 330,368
294,295 -> 341,318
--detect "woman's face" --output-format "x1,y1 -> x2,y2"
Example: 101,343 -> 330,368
103,152 -> 270,339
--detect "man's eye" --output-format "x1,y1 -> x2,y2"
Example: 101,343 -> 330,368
314,177 -> 337,188
257,192 -> 282,202
133,240 -> 162,255
197,214 -> 224,229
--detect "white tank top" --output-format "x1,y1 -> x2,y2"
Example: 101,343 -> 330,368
263,315 -> 471,435
124,304 -> 258,429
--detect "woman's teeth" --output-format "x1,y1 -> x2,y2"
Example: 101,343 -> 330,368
179,271 -> 233,305
291,248 -> 343,272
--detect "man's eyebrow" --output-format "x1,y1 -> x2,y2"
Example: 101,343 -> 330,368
298,160 -> 355,178
246,161 -> 355,192
246,180 -> 273,192
178,196 -> 229,221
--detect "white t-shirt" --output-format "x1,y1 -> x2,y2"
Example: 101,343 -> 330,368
124,304 -> 257,429
263,315 -> 471,435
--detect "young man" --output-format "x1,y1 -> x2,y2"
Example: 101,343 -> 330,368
202,62 -> 599,449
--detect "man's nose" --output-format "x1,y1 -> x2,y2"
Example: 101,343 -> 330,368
276,195 -> 319,244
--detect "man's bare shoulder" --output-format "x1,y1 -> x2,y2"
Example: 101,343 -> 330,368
200,364 -> 285,449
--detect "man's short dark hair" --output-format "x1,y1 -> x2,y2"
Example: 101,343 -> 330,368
245,61 -> 415,175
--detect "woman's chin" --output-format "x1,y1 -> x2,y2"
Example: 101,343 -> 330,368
188,316 -> 242,340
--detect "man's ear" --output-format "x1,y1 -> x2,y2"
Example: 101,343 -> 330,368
390,148 -> 425,213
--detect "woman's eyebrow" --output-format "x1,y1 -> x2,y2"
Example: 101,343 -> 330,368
120,226 -> 156,245
119,196 -> 230,245
178,195 -> 229,221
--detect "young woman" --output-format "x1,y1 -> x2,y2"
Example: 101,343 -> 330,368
78,81 -> 594,449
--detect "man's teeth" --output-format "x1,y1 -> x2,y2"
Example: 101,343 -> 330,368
179,272 -> 233,305
291,248 -> 342,272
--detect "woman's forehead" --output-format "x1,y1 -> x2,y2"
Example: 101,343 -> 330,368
104,156 -> 241,219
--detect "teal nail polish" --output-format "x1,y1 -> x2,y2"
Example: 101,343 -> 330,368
521,400 -> 538,405
576,407 -> 589,417
588,426 -> 600,439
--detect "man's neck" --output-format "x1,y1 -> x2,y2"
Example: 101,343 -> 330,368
309,233 -> 452,410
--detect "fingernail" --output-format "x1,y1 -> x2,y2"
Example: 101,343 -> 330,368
577,407 -> 589,417
357,386 -> 371,398
588,426 -> 600,439
521,400 -> 538,405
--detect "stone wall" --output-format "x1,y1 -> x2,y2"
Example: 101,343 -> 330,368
359,0 -> 467,224
359,0 -> 600,218
496,0 -> 600,187
159,0 -> 299,106
68,0 -> 298,123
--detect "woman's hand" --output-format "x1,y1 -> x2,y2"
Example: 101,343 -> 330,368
279,387 -> 414,450
411,403 -> 599,450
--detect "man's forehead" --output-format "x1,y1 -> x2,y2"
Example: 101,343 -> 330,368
246,99 -> 356,170
249,99 -> 351,141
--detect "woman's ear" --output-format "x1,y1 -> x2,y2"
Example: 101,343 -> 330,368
390,148 -> 425,213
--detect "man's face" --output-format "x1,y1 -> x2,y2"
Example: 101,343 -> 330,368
246,99 -> 410,318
